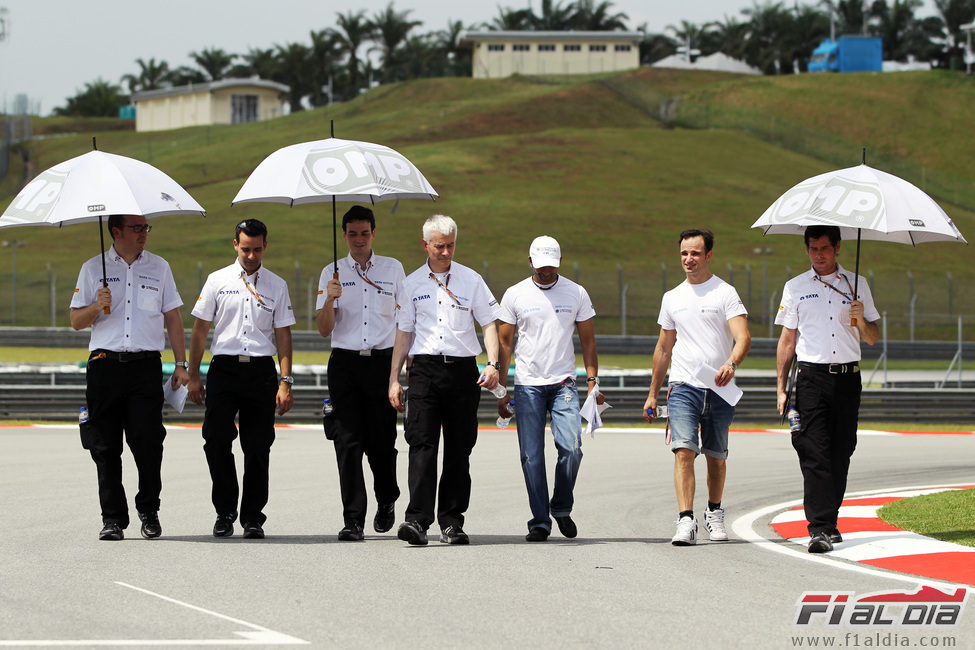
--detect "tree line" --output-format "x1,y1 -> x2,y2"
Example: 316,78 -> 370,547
54,0 -> 975,117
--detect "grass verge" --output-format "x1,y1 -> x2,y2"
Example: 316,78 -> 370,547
878,488 -> 975,548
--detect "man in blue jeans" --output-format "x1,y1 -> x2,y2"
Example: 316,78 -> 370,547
497,236 -> 602,542
643,229 -> 750,546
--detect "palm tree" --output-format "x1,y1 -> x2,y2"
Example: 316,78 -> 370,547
273,42 -> 311,112
309,29 -> 342,106
742,1 -> 797,74
120,57 -> 170,94
569,0 -> 629,30
635,24 -> 678,64
334,10 -> 374,97
432,19 -> 472,77
666,20 -> 713,59
54,79 -> 125,117
370,3 -> 423,83
488,6 -> 534,30
790,4 -> 831,71
167,66 -> 207,86
934,0 -> 975,60
401,34 -> 440,78
709,16 -> 751,58
189,47 -> 236,81
228,47 -> 278,79
533,0 -> 575,30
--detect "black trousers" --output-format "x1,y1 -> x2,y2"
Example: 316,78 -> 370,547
201,356 -> 278,525
82,352 -> 165,528
325,349 -> 400,527
403,356 -> 480,531
792,365 -> 861,536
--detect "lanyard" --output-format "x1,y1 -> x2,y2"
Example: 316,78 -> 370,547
429,272 -> 462,305
355,264 -> 384,292
814,273 -> 854,302
240,271 -> 264,305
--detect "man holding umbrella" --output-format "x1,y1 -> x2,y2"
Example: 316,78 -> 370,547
187,218 -> 295,539
775,225 -> 880,554
317,205 -> 404,541
70,214 -> 189,541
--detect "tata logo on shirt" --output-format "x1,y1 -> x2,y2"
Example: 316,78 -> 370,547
413,294 -> 431,302
218,290 -> 241,295
342,281 -> 357,287
103,277 -> 121,283
799,293 -> 819,301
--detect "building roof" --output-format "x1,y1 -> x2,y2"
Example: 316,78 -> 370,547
132,78 -> 289,102
457,30 -> 643,48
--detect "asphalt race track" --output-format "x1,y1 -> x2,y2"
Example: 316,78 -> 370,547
1,424 -> 973,648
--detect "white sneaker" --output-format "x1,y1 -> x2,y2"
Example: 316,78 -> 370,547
704,507 -> 728,541
671,516 -> 697,546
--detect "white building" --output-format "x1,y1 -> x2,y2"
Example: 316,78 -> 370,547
131,78 -> 288,133
457,31 -> 642,79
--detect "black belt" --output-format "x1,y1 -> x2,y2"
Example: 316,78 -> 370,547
413,354 -> 475,364
212,354 -> 273,363
91,350 -> 160,363
799,361 -> 860,374
331,347 -> 393,357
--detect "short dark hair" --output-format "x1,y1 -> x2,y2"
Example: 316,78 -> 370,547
804,225 -> 841,247
679,228 -> 714,253
107,215 -> 125,240
342,205 -> 375,232
235,218 -> 268,242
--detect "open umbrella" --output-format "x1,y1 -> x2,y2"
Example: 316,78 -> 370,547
751,152 -> 967,324
232,122 -> 437,275
0,141 -> 206,312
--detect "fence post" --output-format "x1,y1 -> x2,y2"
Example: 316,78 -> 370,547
308,278 -> 315,331
661,262 -> 667,296
909,293 -> 918,342
483,261 -> 489,286
726,263 -> 734,287
621,284 -> 629,336
768,290 -> 778,338
573,261 -> 579,284
617,263 -> 624,333
198,261 -> 203,294
294,261 -> 301,321
746,264 -> 752,318
947,272 -> 953,318
958,316 -> 963,388
868,270 -> 874,295
48,263 -> 55,327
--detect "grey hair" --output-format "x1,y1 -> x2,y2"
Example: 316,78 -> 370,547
422,214 -> 457,241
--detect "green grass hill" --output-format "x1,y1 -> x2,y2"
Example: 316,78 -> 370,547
1,68 -> 973,340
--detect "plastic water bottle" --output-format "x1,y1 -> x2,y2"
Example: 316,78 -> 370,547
79,407 -> 89,424
496,400 -> 515,429
787,406 -> 801,433
322,399 -> 333,418
481,376 -> 507,399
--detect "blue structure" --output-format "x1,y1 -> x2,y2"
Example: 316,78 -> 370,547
808,36 -> 882,73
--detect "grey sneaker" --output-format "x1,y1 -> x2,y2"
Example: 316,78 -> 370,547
671,516 -> 698,546
704,507 -> 728,541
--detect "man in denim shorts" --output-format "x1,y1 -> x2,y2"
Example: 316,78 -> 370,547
643,229 -> 750,545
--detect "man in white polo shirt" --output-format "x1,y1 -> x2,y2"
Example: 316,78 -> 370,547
388,214 -> 502,546
317,205 -> 404,541
187,218 -> 295,540
70,214 -> 189,541
642,229 -> 750,546
497,235 -> 602,542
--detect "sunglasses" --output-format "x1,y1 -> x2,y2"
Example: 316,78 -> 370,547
124,224 -> 152,234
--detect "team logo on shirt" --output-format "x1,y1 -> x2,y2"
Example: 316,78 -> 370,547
138,274 -> 160,283
141,284 -> 159,292
554,304 -> 573,314
799,293 -> 819,301
700,306 -> 720,314
413,294 -> 431,302
218,290 -> 241,295
342,281 -> 356,287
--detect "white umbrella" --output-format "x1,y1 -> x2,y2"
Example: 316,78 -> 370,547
751,158 -> 967,324
0,143 -> 206,312
232,124 -> 437,272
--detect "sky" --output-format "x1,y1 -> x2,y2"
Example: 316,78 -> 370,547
0,0 -> 942,116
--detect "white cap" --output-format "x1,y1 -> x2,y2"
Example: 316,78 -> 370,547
529,235 -> 561,268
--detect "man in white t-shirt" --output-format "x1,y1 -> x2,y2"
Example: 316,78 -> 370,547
497,236 -> 602,542
642,229 -> 750,546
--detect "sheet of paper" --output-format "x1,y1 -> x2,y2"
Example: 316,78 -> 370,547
580,387 -> 612,437
163,377 -> 188,413
692,362 -> 743,407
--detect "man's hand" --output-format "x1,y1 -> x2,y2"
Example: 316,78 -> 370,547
389,380 -> 405,412
715,363 -> 736,388
497,393 -> 512,418
642,394 -> 658,423
325,277 -> 342,302
776,390 -> 787,416
477,365 -> 499,390
187,375 -> 205,406
171,367 -> 190,390
276,383 -> 293,416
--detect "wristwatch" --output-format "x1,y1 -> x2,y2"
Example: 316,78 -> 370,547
725,361 -> 737,370
486,361 -> 501,371
174,361 -> 189,369
280,375 -> 295,385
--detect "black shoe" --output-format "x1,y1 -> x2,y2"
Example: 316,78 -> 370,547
139,511 -> 161,539
808,532 -> 834,554
242,522 -> 265,539
830,529 -> 843,544
98,522 -> 124,541
439,525 -> 470,545
374,502 -> 396,533
526,526 -> 550,542
397,520 -> 428,546
338,522 -> 364,541
212,513 -> 236,538
554,515 -> 577,538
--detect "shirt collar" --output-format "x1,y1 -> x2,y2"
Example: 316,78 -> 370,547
346,251 -> 374,273
235,259 -> 259,279
108,245 -> 144,264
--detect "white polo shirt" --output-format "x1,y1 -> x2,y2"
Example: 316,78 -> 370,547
192,260 -> 296,357
658,274 -> 747,388
775,264 -> 880,364
499,276 -> 595,386
397,261 -> 500,357
71,247 -> 182,353
316,252 -> 405,351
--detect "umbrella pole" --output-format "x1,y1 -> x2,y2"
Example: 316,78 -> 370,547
851,228 -> 861,327
332,196 -> 338,280
99,215 -> 110,314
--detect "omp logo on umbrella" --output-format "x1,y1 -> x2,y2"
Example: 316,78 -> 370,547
768,177 -> 885,229
301,144 -> 425,195
5,168 -> 68,221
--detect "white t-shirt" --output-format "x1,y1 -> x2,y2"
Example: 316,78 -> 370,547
774,264 -> 880,364
70,247 -> 182,352
192,260 -> 296,357
499,276 -> 595,385
316,252 -> 405,350
396,261 -> 500,358
658,274 -> 747,388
